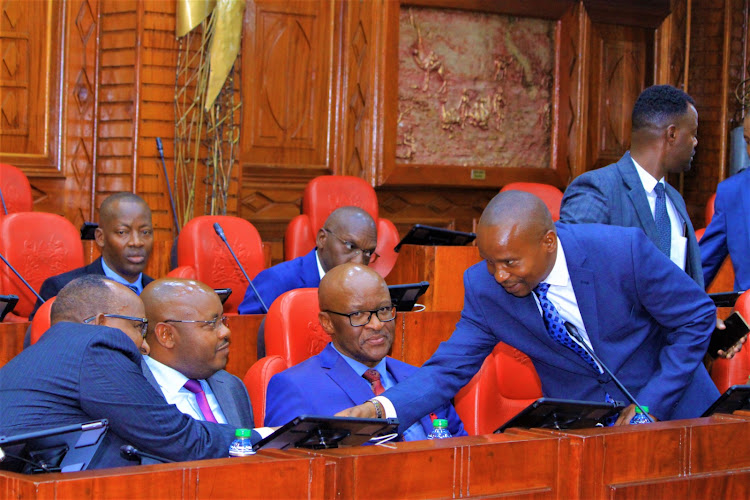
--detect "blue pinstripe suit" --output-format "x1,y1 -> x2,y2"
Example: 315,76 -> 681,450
0,322 -> 246,469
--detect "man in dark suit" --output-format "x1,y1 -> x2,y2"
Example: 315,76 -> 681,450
26,192 -> 155,343
264,263 -> 466,439
140,278 -> 254,428
338,192 -> 718,431
559,85 -> 702,287
238,206 -> 377,315
700,113 -> 750,291
0,275 -> 262,469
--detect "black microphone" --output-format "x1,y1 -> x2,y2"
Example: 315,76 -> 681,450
564,322 -> 654,423
119,445 -> 173,464
213,222 -> 268,313
156,137 -> 180,235
0,250 -> 44,303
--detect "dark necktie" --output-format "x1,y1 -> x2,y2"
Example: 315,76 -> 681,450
362,369 -> 385,395
654,183 -> 671,257
127,284 -> 139,295
183,379 -> 218,423
535,283 -> 598,372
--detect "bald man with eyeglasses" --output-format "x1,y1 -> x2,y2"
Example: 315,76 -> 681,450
140,278 -> 254,429
263,263 -> 466,440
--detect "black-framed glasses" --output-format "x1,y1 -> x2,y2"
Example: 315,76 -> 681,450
83,314 -> 149,338
163,315 -> 229,330
324,305 -> 396,327
323,228 -> 379,262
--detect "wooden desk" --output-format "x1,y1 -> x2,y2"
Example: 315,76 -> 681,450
386,245 -> 481,311
0,321 -> 26,368
224,314 -> 264,379
391,310 -> 460,367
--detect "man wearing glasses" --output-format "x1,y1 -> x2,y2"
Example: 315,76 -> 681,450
264,263 -> 466,440
0,275 -> 257,469
238,206 -> 378,315
140,278 -> 254,428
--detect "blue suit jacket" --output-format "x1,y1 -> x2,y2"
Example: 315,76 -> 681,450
560,152 -> 704,288
265,343 -> 467,439
383,223 -> 718,433
0,322 -> 251,469
238,249 -> 321,314
699,168 -> 750,291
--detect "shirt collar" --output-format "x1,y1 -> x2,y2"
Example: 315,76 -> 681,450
542,239 -> 570,288
314,250 -> 326,280
631,156 -> 664,195
101,257 -> 143,293
143,355 -> 193,399
330,343 -> 388,378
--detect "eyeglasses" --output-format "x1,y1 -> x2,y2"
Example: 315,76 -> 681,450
323,228 -> 379,263
324,305 -> 397,327
83,314 -> 149,338
163,315 -> 229,330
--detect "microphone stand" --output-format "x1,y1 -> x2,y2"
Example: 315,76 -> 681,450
213,222 -> 268,313
0,251 -> 44,303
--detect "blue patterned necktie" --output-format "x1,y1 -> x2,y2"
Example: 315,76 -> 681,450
127,284 -> 139,295
535,282 -> 598,372
654,183 -> 671,257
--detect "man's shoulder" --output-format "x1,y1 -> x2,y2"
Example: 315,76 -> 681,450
569,160 -> 627,188
259,249 -> 316,279
41,260 -> 102,293
717,167 -> 750,196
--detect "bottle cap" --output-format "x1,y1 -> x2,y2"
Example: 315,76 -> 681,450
634,406 -> 649,414
432,418 -> 448,428
235,428 -> 253,437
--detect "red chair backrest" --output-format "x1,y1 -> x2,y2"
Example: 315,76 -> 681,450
705,193 -> 716,226
29,297 -> 55,344
454,342 -> 542,435
0,163 -> 33,214
264,288 -> 329,368
177,216 -> 265,314
711,291 -> 750,393
0,213 -> 83,318
500,182 -> 564,221
283,176 -> 399,277
243,355 -> 288,428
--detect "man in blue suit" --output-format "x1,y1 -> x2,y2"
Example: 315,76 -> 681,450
264,263 -> 466,439
560,85 -> 703,287
338,192 -> 718,431
141,278 -> 254,428
700,114 -> 750,291
0,275 -> 263,469
238,206 -> 378,315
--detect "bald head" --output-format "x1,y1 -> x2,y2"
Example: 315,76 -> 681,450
319,263 -> 387,311
479,190 -> 555,238
317,206 -> 378,272
142,278 -> 217,326
99,192 -> 150,226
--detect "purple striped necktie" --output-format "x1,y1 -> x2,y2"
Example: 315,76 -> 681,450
183,379 -> 218,423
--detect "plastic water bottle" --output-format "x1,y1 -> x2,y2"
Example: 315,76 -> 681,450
229,428 -> 256,457
427,418 -> 452,439
629,406 -> 651,425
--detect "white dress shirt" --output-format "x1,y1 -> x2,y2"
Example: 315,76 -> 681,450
315,250 -> 326,279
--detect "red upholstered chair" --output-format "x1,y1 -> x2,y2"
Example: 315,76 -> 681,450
0,163 -> 33,214
243,355 -> 288,428
711,290 -> 750,393
283,175 -> 400,278
29,297 -> 55,344
454,342 -> 543,435
705,192 -> 716,226
0,213 -> 83,320
500,182 -> 564,221
263,288 -> 329,368
176,215 -> 265,314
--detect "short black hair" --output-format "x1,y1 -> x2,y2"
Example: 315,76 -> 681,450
50,275 -> 120,324
99,192 -> 150,225
632,85 -> 695,131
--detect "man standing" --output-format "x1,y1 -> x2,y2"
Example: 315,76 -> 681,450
265,263 -> 465,440
560,85 -> 702,286
141,278 -> 254,428
339,192 -> 718,431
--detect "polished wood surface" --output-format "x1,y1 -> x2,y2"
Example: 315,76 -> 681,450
224,314 -> 264,380
0,322 -> 25,369
386,245 -> 481,312
391,310 -> 460,367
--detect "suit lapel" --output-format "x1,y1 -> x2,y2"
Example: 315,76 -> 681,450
140,359 -> 161,392
618,157 -> 659,242
320,344 -> 374,405
301,250 -> 322,287
207,375 -> 240,427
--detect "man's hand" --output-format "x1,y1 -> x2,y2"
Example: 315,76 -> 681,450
614,404 -> 658,426
335,402 -> 379,419
715,316 -> 746,359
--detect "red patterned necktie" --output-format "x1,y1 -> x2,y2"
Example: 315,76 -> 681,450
362,369 -> 385,395
183,379 -> 218,423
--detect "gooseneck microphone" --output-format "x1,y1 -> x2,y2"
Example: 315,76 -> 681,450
564,322 -> 654,423
120,445 -> 173,464
0,186 -> 7,214
0,250 -> 44,303
156,137 -> 180,235
213,222 -> 269,313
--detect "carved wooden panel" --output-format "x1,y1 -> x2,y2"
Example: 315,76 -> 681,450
0,0 -> 62,175
240,0 -> 333,167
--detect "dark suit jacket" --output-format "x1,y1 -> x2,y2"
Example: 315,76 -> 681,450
141,360 -> 254,428
559,152 -> 704,287
238,249 -> 320,314
265,343 -> 467,439
382,223 -> 718,434
699,168 -> 750,290
0,322 -> 255,469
